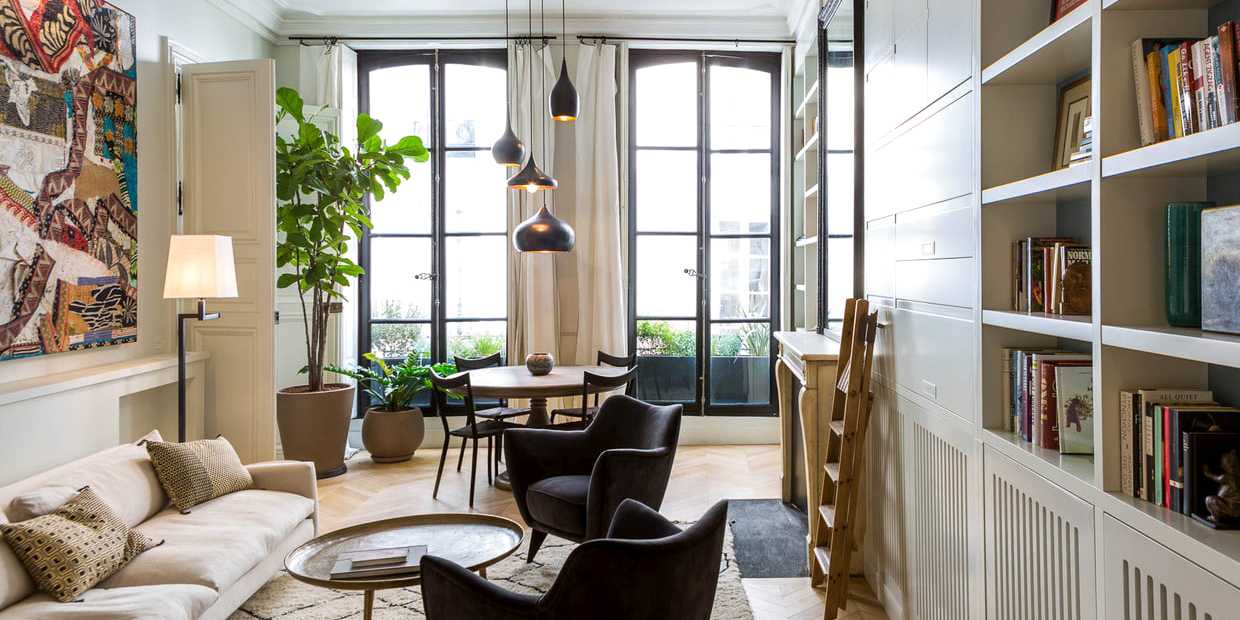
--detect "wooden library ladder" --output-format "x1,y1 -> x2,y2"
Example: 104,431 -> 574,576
811,298 -> 879,620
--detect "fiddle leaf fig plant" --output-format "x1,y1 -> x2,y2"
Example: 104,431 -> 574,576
276,87 -> 429,392
327,353 -> 456,412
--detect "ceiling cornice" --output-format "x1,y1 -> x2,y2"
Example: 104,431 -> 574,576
277,13 -> 792,40
203,0 -> 284,42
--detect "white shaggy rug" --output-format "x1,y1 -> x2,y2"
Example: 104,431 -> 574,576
230,526 -> 752,619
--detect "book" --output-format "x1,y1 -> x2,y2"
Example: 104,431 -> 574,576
1160,44 -> 1176,138
1168,406 -> 1240,512
1148,49 -> 1169,141
1168,45 -> 1184,138
1220,22 -> 1238,126
1031,353 -> 1090,448
1057,245 -> 1091,315
1184,431 -> 1240,529
1178,41 -> 1197,135
330,545 -> 427,579
1025,237 -> 1076,312
1001,348 -> 1017,433
1165,203 -> 1210,327
1193,41 -> 1211,130
1052,0 -> 1088,22
1206,36 -> 1220,128
1137,389 -> 1214,502
1056,365 -> 1094,455
1133,39 -> 1157,146
1120,390 -> 1138,496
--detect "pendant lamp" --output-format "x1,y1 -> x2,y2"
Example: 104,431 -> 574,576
548,0 -> 578,122
513,0 -> 574,252
492,0 -> 526,167
507,0 -> 557,192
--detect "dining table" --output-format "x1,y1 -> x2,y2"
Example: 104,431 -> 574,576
462,364 -> 630,490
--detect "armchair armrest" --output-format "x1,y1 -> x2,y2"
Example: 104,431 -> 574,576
586,447 -> 676,540
420,555 -> 540,619
606,498 -> 682,540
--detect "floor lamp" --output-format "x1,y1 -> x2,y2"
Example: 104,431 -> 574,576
163,235 -> 238,442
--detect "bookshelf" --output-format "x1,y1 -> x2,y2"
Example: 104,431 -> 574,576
791,44 -> 820,332
977,0 -> 1240,592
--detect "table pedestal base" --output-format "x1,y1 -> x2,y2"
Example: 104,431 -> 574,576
494,397 -> 549,491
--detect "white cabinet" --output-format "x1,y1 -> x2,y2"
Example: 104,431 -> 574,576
894,195 -> 974,261
895,257 -> 975,308
866,216 -> 896,298
863,0 -> 894,72
892,302 -> 975,420
926,0 -> 972,103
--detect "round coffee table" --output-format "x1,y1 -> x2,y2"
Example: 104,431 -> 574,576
285,513 -> 524,619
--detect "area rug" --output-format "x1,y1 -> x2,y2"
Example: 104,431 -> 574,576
727,499 -> 810,578
230,524 -> 752,619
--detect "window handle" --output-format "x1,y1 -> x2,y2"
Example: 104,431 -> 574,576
683,268 -> 707,279
414,272 -> 437,281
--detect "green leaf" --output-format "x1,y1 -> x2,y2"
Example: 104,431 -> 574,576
276,88 -> 304,121
276,273 -> 300,288
357,114 -> 383,144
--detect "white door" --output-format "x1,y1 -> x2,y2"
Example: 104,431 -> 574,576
180,60 -> 276,463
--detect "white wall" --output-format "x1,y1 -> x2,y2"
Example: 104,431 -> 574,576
0,1 -> 274,470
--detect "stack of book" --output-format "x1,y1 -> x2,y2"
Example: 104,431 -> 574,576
1011,237 -> 1092,315
1001,348 -> 1094,454
329,545 -> 427,579
1068,116 -> 1092,167
1131,24 -> 1240,146
1119,389 -> 1240,521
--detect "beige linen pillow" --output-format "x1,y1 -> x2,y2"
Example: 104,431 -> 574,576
145,437 -> 252,512
0,487 -> 158,602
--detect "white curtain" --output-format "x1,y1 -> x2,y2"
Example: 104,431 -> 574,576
572,44 -> 626,362
507,42 -> 560,364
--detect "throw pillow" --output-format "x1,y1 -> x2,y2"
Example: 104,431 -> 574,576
145,437 -> 252,512
0,487 -> 158,602
7,485 -> 78,522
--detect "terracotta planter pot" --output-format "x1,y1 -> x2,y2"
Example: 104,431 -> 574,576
361,407 -> 426,463
277,383 -> 354,479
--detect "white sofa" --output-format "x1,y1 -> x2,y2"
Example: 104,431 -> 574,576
0,431 -> 317,619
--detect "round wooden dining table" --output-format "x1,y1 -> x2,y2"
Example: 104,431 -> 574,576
461,364 -> 629,490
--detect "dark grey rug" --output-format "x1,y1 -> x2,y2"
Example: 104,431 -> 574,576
727,499 -> 809,578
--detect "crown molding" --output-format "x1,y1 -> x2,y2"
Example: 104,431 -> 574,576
203,0 -> 284,43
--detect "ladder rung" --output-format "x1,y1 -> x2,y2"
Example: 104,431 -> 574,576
818,503 -> 836,528
825,462 -> 840,481
813,546 -> 831,573
829,420 -> 845,436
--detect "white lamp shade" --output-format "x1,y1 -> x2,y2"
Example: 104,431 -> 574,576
163,235 -> 239,299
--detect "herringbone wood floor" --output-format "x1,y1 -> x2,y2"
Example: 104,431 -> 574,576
316,444 -> 888,620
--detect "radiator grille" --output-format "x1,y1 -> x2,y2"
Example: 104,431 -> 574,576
907,419 -> 970,619
1104,515 -> 1237,620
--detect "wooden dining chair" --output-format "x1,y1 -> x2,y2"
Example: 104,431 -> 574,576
549,351 -> 638,424
453,353 -> 530,472
429,369 -> 519,508
549,366 -> 640,426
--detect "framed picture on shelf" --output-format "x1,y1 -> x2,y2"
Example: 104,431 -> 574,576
1201,204 -> 1240,335
1053,76 -> 1091,170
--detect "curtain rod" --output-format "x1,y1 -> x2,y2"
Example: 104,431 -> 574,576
289,35 -> 556,46
577,34 -> 794,45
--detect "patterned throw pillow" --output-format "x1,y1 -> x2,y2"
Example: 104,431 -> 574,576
145,437 -> 253,512
0,487 -> 158,602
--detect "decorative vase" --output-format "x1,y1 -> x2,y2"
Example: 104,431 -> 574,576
525,352 -> 554,376
361,407 -> 425,463
276,383 -> 355,479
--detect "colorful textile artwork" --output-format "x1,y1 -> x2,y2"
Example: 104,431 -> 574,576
0,0 -> 137,361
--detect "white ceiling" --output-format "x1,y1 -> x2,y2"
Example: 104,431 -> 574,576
273,0 -> 792,18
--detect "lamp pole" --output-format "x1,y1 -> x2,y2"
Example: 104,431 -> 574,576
177,298 -> 220,441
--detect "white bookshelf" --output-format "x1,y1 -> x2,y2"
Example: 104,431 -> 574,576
791,48 -> 820,332
977,0 -> 1240,593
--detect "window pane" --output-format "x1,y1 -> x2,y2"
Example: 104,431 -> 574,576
445,63 -> 506,148
369,64 -> 431,146
827,238 -> 854,321
445,236 -> 507,319
635,320 -> 697,403
710,153 -> 771,234
826,153 -> 854,236
371,323 -> 430,361
825,62 -> 855,151
369,238 -> 431,320
447,321 -> 507,360
371,179 -> 432,234
446,151 -> 507,233
636,236 -> 697,317
709,65 -> 771,149
635,62 -> 697,147
709,322 -> 770,405
635,150 -> 697,232
710,237 -> 771,320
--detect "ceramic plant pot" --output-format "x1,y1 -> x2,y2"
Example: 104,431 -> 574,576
276,383 -> 354,479
525,352 -> 555,376
361,407 -> 426,463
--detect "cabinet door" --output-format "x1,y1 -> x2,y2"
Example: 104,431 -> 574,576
927,0 -> 973,103
866,216 -> 896,298
891,5 -> 928,126
892,302 -> 975,420
864,0 -> 894,72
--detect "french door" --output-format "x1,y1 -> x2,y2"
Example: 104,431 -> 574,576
628,50 -> 781,416
357,50 -> 510,408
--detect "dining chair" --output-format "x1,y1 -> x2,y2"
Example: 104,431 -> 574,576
549,351 -> 638,424
453,353 -> 530,471
429,369 -> 519,508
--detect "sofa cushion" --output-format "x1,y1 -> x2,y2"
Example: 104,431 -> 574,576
0,430 -> 167,528
102,489 -> 314,592
526,475 -> 590,536
0,512 -> 32,611
6,485 -> 77,523
0,488 -> 160,602
146,437 -> 253,512
0,583 -> 217,620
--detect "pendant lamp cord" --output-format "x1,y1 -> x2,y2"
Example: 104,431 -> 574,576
503,0 -> 510,121
540,0 -> 548,207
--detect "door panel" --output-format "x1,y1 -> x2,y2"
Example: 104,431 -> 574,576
181,59 -> 276,463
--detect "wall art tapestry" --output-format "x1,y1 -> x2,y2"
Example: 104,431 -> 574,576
0,0 -> 137,361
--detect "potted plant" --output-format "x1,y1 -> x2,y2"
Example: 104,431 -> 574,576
328,353 -> 456,463
274,87 -> 428,478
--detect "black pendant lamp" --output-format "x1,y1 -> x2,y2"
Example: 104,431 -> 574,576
513,0 -> 574,252
492,0 -> 526,167
507,0 -> 557,193
548,0 -> 578,122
